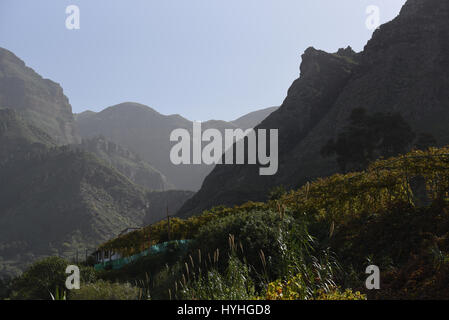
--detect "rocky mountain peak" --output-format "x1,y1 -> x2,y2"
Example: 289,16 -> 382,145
0,47 -> 80,145
336,46 -> 357,59
399,0 -> 449,18
299,47 -> 358,82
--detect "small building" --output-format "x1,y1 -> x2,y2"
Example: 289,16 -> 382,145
93,249 -> 121,264
93,227 -> 141,264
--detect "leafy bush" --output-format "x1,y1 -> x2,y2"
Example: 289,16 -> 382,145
69,280 -> 140,300
263,274 -> 306,300
315,289 -> 366,300
9,257 -> 69,300
259,274 -> 366,300
262,274 -> 365,300
9,257 -> 97,300
191,210 -> 291,280
0,277 -> 12,299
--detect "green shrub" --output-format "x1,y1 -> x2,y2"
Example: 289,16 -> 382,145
69,280 -> 139,300
261,272 -> 365,300
0,277 -> 12,299
9,257 -> 97,300
192,210 -> 291,280
315,288 -> 366,300
10,257 -> 69,300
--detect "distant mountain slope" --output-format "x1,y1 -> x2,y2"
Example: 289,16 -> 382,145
0,109 -> 55,160
0,108 -> 183,277
0,48 -> 80,145
76,103 -> 275,190
231,106 -> 278,130
76,102 -> 204,190
74,110 -> 96,122
0,145 -> 149,277
78,136 -> 172,191
178,0 -> 449,217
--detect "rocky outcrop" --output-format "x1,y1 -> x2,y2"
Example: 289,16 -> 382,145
178,0 -> 449,217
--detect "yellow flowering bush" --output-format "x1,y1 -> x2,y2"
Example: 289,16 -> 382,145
315,289 -> 366,300
262,274 -> 366,300
264,274 -> 304,300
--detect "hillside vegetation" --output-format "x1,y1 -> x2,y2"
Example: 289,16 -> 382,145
60,146 -> 449,300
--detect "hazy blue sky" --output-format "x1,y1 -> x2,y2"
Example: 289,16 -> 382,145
0,0 -> 406,121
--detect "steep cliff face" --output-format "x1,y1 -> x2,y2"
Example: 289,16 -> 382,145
178,0 -> 449,217
0,48 -> 80,145
178,47 -> 360,217
287,0 -> 449,183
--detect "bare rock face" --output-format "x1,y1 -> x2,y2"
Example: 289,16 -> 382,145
0,48 -> 80,145
178,0 -> 449,217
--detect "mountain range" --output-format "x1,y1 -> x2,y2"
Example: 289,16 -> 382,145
0,47 -> 276,276
76,103 -> 277,190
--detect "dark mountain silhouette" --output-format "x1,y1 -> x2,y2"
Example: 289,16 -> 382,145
178,0 -> 449,217
76,103 -> 278,190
